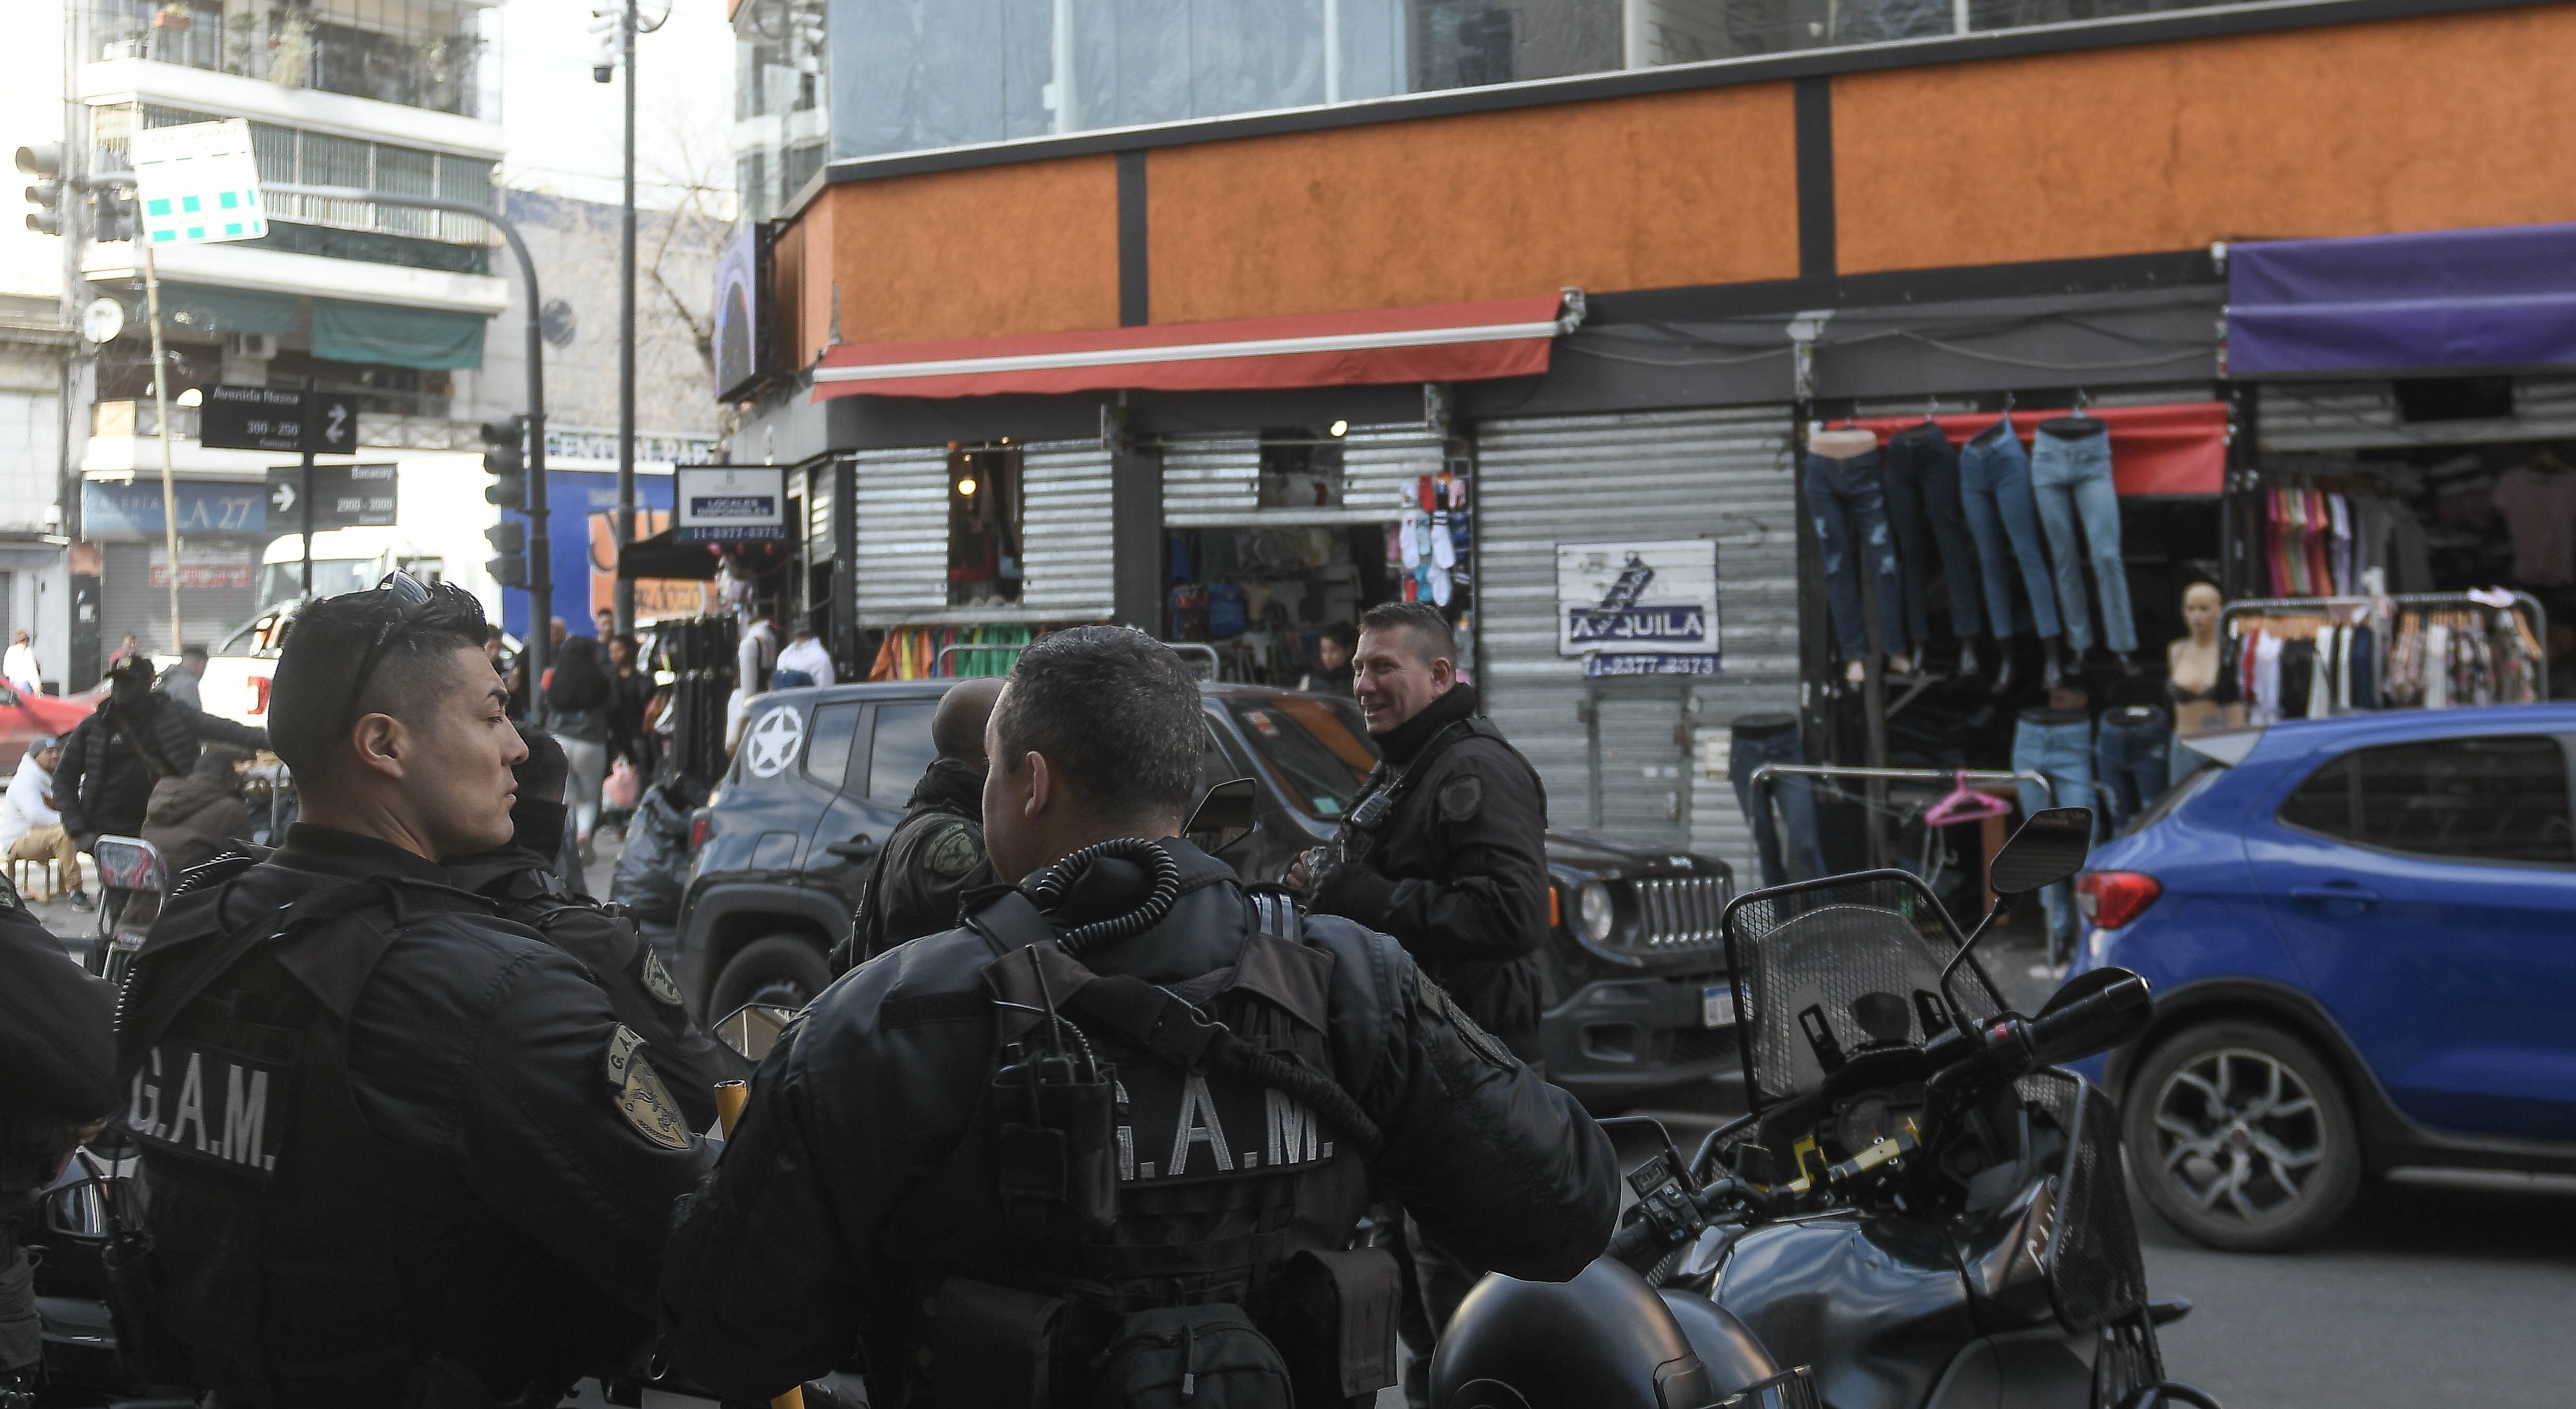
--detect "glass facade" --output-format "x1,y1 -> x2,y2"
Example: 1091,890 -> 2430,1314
82,0 -> 500,120
740,0 -> 2309,191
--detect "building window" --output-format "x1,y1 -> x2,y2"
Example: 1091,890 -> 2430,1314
96,104 -> 497,250
86,0 -> 496,119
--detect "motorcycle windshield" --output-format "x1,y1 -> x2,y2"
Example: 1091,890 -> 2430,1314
1722,872 -> 2006,1109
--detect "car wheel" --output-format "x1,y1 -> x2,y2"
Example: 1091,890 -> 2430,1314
2124,1021 -> 2362,1251
709,934 -> 834,1018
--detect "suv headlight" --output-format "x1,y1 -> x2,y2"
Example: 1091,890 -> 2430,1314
1577,880 -> 1615,943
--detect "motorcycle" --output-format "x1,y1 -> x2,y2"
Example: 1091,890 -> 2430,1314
1431,807 -> 2222,1409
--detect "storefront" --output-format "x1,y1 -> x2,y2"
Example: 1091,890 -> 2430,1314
80,475 -> 269,652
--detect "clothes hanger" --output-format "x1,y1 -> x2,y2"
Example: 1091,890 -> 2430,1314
1922,770 -> 2012,827
2041,388 -> 2107,439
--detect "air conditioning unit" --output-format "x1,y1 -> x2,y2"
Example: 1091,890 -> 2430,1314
226,332 -> 278,360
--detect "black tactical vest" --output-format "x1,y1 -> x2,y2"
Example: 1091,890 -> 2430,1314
115,864 -> 627,1408
880,888 -> 1396,1409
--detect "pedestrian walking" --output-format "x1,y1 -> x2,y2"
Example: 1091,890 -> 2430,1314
547,635 -> 614,861
55,656 -> 267,850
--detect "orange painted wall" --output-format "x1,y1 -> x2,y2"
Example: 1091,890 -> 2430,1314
1833,7 -> 2576,274
799,156 -> 1123,350
1145,84 -> 1801,324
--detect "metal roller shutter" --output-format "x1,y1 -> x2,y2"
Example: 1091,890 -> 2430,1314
1337,426 -> 1446,524
2258,374 -> 2576,452
101,543 -> 262,656
1161,434 -> 1259,526
1018,439 -> 1115,618
853,447 -> 949,625
1473,405 -> 1800,880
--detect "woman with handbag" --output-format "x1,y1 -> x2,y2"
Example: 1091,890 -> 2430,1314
546,635 -> 614,862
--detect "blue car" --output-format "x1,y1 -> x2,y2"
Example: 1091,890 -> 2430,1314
2067,703 -> 2576,1250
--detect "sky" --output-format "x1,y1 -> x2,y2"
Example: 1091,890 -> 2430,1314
495,0 -> 738,214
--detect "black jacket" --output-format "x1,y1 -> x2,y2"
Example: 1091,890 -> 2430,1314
1309,685 -> 1551,1050
58,693 -> 267,841
841,757 -> 992,971
660,838 -> 1617,1405
1,880 -> 115,1215
447,808 -> 732,1132
117,825 -> 713,1405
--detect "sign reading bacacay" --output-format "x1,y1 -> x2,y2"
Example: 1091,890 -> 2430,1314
1556,540 -> 1722,677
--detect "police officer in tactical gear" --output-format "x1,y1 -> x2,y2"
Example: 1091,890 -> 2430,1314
835,677 -> 1004,974
1287,600 -> 1553,1403
115,576 -> 715,1409
446,722 -> 729,1130
661,626 -> 1616,1409
0,878 -> 117,1407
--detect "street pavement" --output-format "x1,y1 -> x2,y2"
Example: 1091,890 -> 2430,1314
46,842 -> 2576,1408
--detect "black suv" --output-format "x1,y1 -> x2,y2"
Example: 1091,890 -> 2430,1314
675,680 -> 1741,1110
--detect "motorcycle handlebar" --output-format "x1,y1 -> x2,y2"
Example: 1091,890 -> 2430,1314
2026,972 -> 2154,1066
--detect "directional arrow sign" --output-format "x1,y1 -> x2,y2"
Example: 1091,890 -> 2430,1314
265,463 -> 397,531
307,392 -> 357,454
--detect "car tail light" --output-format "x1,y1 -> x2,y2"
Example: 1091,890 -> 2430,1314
689,812 -> 712,850
2075,870 -> 2162,929
248,675 -> 271,716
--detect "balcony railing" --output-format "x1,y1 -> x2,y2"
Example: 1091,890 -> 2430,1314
94,103 -> 495,252
86,0 -> 496,121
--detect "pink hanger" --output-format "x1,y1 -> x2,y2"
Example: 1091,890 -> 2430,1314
1923,770 -> 2011,826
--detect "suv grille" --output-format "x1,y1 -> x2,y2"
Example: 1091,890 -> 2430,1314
1626,875 -> 1727,952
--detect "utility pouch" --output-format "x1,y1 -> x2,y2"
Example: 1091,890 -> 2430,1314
1272,1247 -> 1401,1408
1089,1304 -> 1294,1409
932,1276 -> 1066,1409
991,1053 -> 1122,1241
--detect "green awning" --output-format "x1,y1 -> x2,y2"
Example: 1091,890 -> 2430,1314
159,283 -> 299,337
313,298 -> 487,371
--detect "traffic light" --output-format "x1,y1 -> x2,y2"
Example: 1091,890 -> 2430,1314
92,185 -> 135,244
481,417 -> 527,510
486,520 -> 528,590
17,144 -> 64,237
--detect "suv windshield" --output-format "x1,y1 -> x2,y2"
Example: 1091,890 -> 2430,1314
1226,695 -> 1379,820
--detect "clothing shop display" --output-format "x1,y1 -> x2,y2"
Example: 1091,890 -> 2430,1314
1881,423 -> 1987,655
2229,599 -> 2540,718
2259,481 -> 2439,598
1728,714 -> 1829,890
2488,456 -> 2576,585
1958,416 -> 2063,644
2093,704 -> 2172,832
2028,421 -> 2139,655
1804,441 -> 1910,664
2010,707 -> 2096,963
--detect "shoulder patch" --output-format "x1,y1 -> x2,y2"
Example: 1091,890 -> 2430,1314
1424,978 -> 1518,1073
1436,773 -> 1484,824
605,1024 -> 693,1149
639,946 -> 685,1007
920,822 -> 983,882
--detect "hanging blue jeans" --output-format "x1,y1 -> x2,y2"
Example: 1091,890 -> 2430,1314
1882,424 -> 1986,642
2028,426 -> 2138,653
2011,712 -> 2097,961
1957,418 -> 2062,640
2093,704 -> 2172,832
1730,720 -> 1829,890
1804,449 -> 1909,661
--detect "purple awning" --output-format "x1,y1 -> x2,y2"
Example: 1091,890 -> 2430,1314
2226,222 -> 2576,376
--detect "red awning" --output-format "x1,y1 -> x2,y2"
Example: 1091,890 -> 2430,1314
810,293 -> 1573,402
1851,401 -> 2230,496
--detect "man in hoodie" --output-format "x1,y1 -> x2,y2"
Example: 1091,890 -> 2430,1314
140,744 -> 256,878
55,656 -> 267,851
832,677 -> 1002,974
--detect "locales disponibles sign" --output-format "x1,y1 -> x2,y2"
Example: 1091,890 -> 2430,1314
1556,539 -> 1721,677
675,466 -> 787,542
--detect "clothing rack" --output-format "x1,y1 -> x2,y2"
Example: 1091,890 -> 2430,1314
1747,763 -> 2055,906
2220,590 -> 2549,714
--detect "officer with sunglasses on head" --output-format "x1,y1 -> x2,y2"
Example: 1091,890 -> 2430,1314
112,575 -> 715,1409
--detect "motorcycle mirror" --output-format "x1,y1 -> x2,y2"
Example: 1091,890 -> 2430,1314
1184,776 -> 1259,856
712,1002 -> 800,1061
1987,807 -> 2095,896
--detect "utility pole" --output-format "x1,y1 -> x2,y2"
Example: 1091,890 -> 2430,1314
600,0 -> 639,637
139,238 -> 181,655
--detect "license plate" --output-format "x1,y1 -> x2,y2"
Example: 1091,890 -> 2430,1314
1702,985 -> 1736,1028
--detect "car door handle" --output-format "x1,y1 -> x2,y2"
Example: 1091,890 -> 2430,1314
825,837 -> 876,858
2291,884 -> 2381,907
